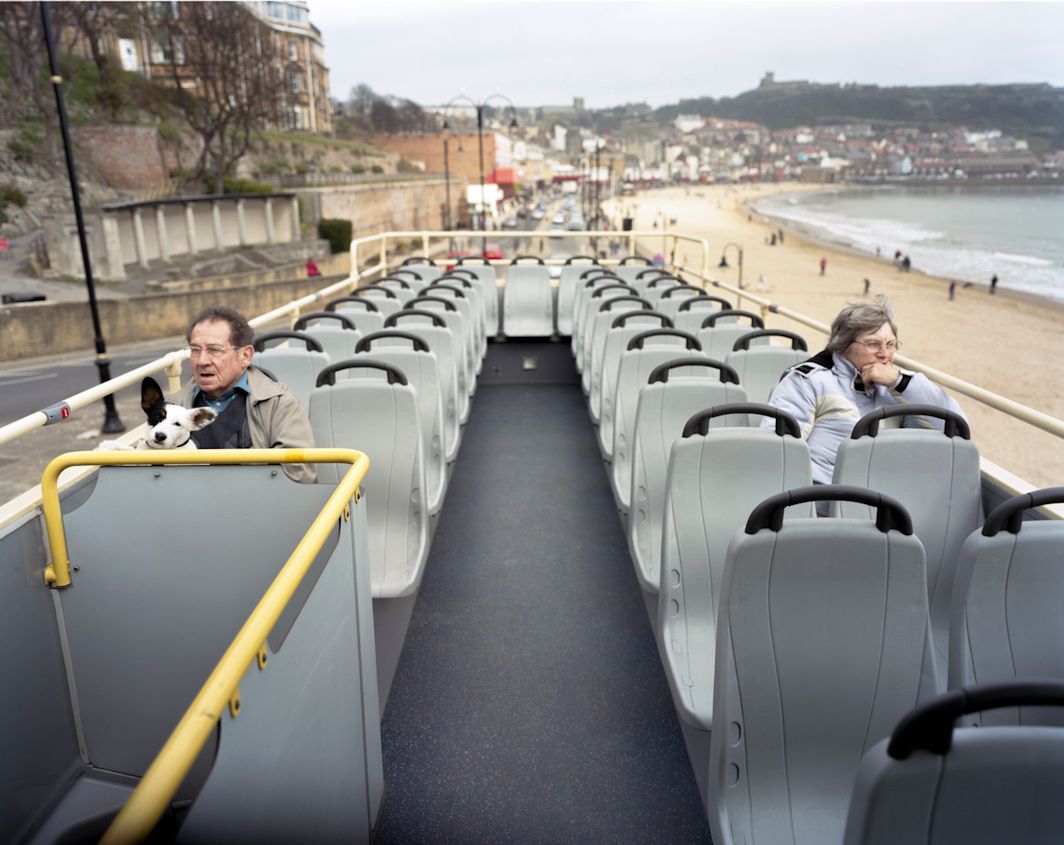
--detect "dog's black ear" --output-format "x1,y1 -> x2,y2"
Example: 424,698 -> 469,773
141,377 -> 166,418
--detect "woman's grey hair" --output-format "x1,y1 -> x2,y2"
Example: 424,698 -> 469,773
827,295 -> 898,354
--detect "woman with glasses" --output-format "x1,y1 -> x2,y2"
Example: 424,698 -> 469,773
763,295 -> 965,488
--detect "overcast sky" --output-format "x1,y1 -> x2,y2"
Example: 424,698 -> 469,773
309,0 -> 1064,109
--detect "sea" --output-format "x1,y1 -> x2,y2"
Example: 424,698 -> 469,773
754,184 -> 1064,303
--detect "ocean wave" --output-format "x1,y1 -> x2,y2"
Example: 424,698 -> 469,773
992,251 -> 1054,267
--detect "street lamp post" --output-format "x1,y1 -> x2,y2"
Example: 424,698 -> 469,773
443,94 -> 518,255
40,2 -> 124,434
720,241 -> 744,289
442,135 -> 452,231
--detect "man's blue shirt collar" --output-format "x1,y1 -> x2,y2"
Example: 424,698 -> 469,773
193,371 -> 250,414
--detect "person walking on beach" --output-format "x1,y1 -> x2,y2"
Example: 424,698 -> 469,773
948,280 -> 956,301
863,278 -> 871,297
990,273 -> 999,294
778,228 -> 785,245
819,257 -> 827,276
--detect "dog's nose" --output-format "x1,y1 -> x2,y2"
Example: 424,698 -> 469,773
154,432 -> 167,442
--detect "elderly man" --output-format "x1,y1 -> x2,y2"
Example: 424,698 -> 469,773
178,305 -> 315,482
764,296 -> 965,489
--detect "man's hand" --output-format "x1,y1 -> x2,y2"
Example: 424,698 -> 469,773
861,362 -> 901,388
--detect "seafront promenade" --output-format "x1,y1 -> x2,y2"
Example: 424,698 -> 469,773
607,183 -> 1064,489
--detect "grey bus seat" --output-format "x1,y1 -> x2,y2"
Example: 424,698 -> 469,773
354,331 -> 447,516
844,682 -> 1064,845
407,295 -> 472,423
372,277 -> 417,304
834,406 -> 981,682
398,258 -> 442,286
641,276 -> 686,305
354,286 -> 402,319
710,486 -> 938,845
949,488 -> 1064,720
310,360 -> 429,598
502,261 -> 552,337
386,309 -> 462,462
625,266 -> 672,292
659,407 -> 812,733
571,271 -> 622,361
610,329 -> 705,509
424,283 -> 478,395
580,289 -> 643,396
252,331 -> 331,412
725,329 -> 809,421
696,309 -> 767,361
628,361 -> 749,594
595,311 -> 673,439
555,257 -> 601,335
390,268 -> 428,293
435,274 -> 487,366
291,311 -> 362,367
452,259 -> 499,337
611,256 -> 657,288
672,294 -> 732,336
656,284 -> 703,321
325,296 -> 387,335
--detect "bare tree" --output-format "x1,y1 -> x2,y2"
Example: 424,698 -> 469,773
151,2 -> 282,194
57,1 -> 130,119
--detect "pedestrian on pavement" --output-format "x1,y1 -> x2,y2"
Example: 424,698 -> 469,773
990,273 -> 999,294
948,280 -> 956,301
863,278 -> 871,296
819,257 -> 827,276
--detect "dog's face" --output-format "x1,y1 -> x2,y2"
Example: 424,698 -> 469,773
141,377 -> 217,449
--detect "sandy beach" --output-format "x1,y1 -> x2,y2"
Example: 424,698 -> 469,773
605,184 -> 1064,490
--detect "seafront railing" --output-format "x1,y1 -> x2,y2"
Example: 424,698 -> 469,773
0,228 -> 1061,525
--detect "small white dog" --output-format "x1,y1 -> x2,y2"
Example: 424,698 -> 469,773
99,377 -> 217,451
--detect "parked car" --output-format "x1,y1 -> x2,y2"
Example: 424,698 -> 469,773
482,243 -> 504,260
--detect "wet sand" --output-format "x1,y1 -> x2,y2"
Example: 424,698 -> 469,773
605,184 -> 1064,489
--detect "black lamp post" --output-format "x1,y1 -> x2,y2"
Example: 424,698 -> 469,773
41,2 -> 123,433
442,135 -> 452,231
443,94 -> 518,254
721,241 -> 744,289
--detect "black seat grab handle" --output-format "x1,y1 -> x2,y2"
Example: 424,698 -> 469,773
400,255 -> 437,266
357,286 -> 398,299
982,487 -> 1064,536
636,267 -> 670,280
581,270 -> 621,284
659,285 -> 702,299
620,255 -> 653,265
679,294 -> 732,312
375,276 -> 412,288
646,275 -> 683,288
292,311 -> 357,331
591,283 -> 637,298
510,254 -> 546,265
851,405 -> 970,439
455,256 -> 491,266
355,331 -> 430,353
683,403 -> 799,438
407,296 -> 457,312
611,310 -> 673,329
564,255 -> 600,265
599,296 -> 651,312
434,275 -> 473,288
316,359 -> 408,387
701,309 -> 765,329
888,681 -> 1064,759
732,329 -> 808,352
745,485 -> 913,535
627,328 -> 701,351
391,269 -> 422,281
326,296 -> 379,313
648,357 -> 739,385
253,331 -> 325,353
425,283 -> 467,299
384,309 -> 446,328
445,268 -> 478,281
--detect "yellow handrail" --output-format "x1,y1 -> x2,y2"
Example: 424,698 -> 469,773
43,448 -> 373,844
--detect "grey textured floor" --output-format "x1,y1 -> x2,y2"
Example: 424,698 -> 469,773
372,371 -> 712,843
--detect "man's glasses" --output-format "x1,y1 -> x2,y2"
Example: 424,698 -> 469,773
185,345 -> 239,360
854,339 -> 901,353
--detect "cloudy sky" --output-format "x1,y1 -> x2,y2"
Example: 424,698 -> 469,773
309,0 -> 1064,109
